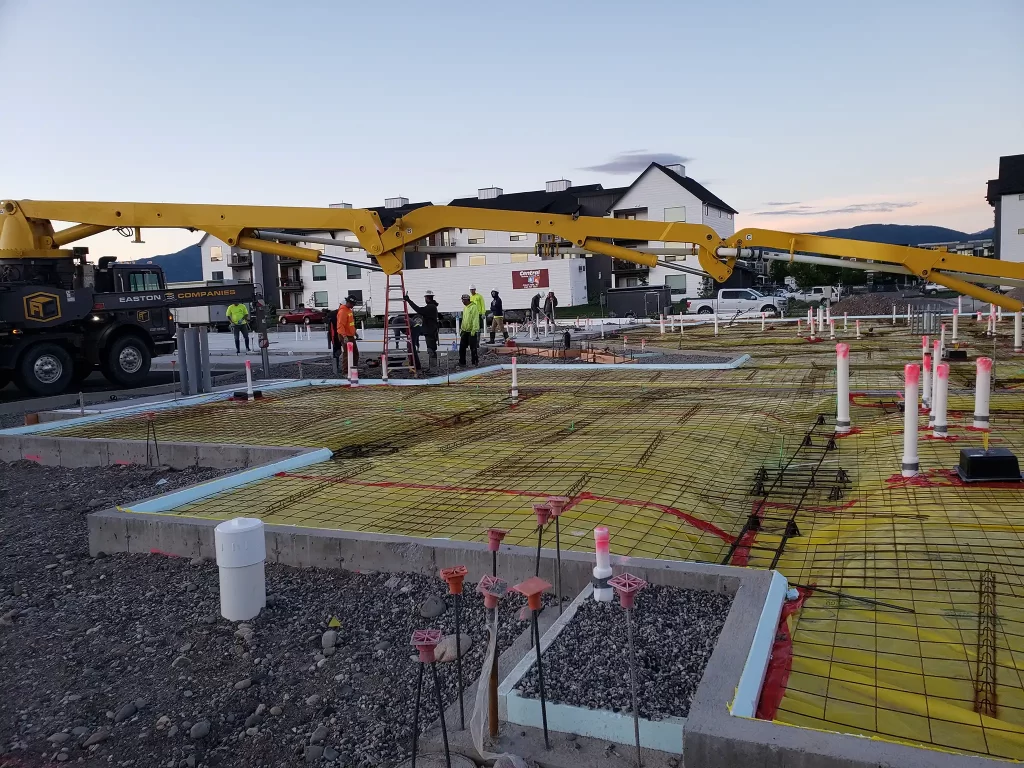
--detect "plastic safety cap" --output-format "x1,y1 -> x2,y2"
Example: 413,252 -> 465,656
214,517 -> 266,568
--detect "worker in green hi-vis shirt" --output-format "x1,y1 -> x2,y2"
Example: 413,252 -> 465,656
226,302 -> 250,354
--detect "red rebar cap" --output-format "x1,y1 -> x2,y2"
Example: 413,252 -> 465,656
411,629 -> 443,663
486,528 -> 508,552
512,576 -> 551,611
532,503 -> 552,528
142,411 -> 157,421
477,575 -> 508,609
546,496 -> 570,517
608,572 -> 647,609
440,565 -> 468,595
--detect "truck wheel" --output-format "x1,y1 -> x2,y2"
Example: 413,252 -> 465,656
16,343 -> 73,397
697,306 -> 714,314
103,335 -> 151,387
760,304 -> 779,317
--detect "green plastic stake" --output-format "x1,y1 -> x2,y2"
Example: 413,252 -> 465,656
344,419 -> 352,426
569,421 -> 575,432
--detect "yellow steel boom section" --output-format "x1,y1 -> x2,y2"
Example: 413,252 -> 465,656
1,198 -> 1020,310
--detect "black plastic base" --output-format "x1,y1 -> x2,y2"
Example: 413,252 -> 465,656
232,390 -> 264,400
955,447 -> 1022,482
945,349 -> 969,361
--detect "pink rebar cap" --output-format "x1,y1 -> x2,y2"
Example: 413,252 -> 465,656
477,575 -> 507,610
411,629 -> 443,663
487,528 -> 508,552
608,572 -> 647,609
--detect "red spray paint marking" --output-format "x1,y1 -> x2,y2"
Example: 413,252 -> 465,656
24,454 -> 41,463
275,474 -> 733,542
729,501 -> 767,567
850,393 -> 891,409
756,586 -> 809,721
833,427 -> 863,439
885,468 -> 1021,490
148,549 -> 182,558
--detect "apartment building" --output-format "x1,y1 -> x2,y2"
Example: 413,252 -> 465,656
988,154 -> 1024,263
196,163 -> 737,315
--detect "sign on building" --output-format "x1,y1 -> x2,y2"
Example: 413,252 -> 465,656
512,268 -> 550,290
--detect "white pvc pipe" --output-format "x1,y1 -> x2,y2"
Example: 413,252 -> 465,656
998,306 -> 1004,322
855,319 -> 861,339
511,355 -> 519,400
380,353 -> 388,383
902,364 -> 920,477
215,518 -> 266,621
907,305 -> 911,326
714,313 -> 719,336
245,360 -> 254,401
892,305 -> 896,326
958,295 -> 962,314
933,363 -> 949,438
835,343 -> 851,434
939,323 -> 946,358
929,340 -> 940,425
347,341 -> 356,385
797,318 -> 803,336
974,357 -> 992,430
761,312 -> 766,332
844,312 -> 848,330
593,526 -> 613,602
1015,311 -> 1022,353
921,335 -> 929,372
807,309 -> 813,336
660,314 -> 666,334
952,309 -> 959,342
829,320 -> 836,340
922,352 -> 932,410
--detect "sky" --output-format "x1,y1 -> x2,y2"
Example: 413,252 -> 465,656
1,0 -> 1021,260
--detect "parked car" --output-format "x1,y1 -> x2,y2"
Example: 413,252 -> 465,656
787,285 -> 839,305
687,288 -> 788,316
920,282 -> 945,296
278,307 -> 326,325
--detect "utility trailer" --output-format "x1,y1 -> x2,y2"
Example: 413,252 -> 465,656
0,249 -> 258,396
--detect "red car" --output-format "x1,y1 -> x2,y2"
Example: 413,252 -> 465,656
278,307 -> 325,325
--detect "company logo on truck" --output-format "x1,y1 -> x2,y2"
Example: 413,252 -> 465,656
173,288 -> 241,300
23,291 -> 61,322
118,294 -> 163,303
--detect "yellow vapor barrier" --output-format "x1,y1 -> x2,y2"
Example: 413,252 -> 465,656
54,323 -> 1024,759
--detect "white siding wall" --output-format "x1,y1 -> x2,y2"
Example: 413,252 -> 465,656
702,206 -> 736,238
199,235 -> 230,282
368,258 -> 588,314
1000,193 -> 1024,263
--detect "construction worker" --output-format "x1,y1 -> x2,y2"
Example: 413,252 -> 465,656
489,289 -> 508,345
459,293 -> 481,367
530,292 -> 542,326
544,290 -> 558,328
226,301 -> 250,354
469,284 -> 486,344
335,296 -> 358,375
405,290 -> 440,370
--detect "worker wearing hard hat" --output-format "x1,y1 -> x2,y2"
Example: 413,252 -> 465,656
334,296 -> 358,375
468,284 -> 486,344
405,289 -> 440,370
459,293 -> 482,367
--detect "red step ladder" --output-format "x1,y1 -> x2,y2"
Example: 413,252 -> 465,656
381,271 -> 418,377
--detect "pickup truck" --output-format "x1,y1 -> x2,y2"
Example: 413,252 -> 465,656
687,288 -> 787,317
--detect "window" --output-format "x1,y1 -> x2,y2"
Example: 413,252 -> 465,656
431,255 -> 454,268
510,233 -> 528,241
664,206 -> 686,222
312,265 -> 327,281
346,265 -> 361,279
702,204 -> 709,217
209,246 -> 223,262
467,230 -> 485,244
720,289 -> 741,299
347,290 -> 363,303
665,274 -> 687,293
312,291 -> 329,307
469,255 -> 487,266
129,271 -> 162,291
510,253 -> 529,263
211,271 -> 224,281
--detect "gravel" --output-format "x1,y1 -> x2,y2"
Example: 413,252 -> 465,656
0,459 -> 543,766
515,585 -> 733,720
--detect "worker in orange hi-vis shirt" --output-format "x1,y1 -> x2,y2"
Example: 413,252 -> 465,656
334,296 -> 358,375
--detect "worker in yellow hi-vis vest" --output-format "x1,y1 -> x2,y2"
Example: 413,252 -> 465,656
226,302 -> 250,354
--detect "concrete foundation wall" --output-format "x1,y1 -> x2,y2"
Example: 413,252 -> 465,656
0,435 -> 304,470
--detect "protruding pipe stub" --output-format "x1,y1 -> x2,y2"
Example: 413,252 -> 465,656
486,528 -> 508,552
440,565 -> 468,595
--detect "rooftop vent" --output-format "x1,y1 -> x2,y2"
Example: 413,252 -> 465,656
545,179 -> 571,193
384,197 -> 409,209
664,164 -> 686,177
329,202 -> 352,209
478,187 -> 503,200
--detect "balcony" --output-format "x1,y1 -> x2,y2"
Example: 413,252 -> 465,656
612,258 -> 650,274
277,255 -> 301,265
230,253 -> 252,267
280,278 -> 304,291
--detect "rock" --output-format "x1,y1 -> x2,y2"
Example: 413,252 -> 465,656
11,582 -> 23,596
166,726 -> 178,738
255,703 -> 266,716
324,746 -> 339,762
323,647 -> 336,657
189,720 -> 211,740
304,746 -> 324,763
565,733 -> 578,742
270,706 -> 283,716
113,702 -> 138,723
373,640 -> 392,651
384,576 -> 401,589
245,727 -> 258,736
183,690 -> 193,698
47,732 -> 71,744
56,753 -> 69,763
321,630 -> 337,650
234,678 -> 252,690
71,726 -> 90,737
244,714 -> 262,728
201,615 -> 216,625
305,694 -> 321,707
83,729 -> 109,746
87,498 -> 104,509
156,715 -> 171,730
310,725 -> 327,744
189,557 -> 203,566
667,759 -> 680,768
186,757 -> 195,768
419,595 -> 447,618
316,658 -> 328,669
338,685 -> 353,697
171,655 -> 190,669
434,633 -> 473,662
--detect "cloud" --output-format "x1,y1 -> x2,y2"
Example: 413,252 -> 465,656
751,201 -> 919,216
762,201 -> 801,206
582,151 -> 692,175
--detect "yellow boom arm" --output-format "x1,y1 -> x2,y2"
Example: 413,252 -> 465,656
2,198 -> 1020,311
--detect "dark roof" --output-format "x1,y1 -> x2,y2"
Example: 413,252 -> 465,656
988,154 -> 1024,202
649,163 -> 737,214
448,184 -> 604,215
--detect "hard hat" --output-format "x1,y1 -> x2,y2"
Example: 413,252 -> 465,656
424,290 -> 434,296
469,284 -> 477,290
461,293 -> 471,299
